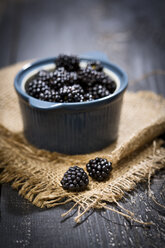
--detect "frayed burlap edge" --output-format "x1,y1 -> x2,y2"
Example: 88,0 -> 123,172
0,124 -> 165,225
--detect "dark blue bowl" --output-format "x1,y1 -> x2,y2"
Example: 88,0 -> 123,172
14,52 -> 128,154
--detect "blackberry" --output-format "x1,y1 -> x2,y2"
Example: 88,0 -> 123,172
79,66 -> 97,82
94,72 -> 116,94
84,93 -> 93,101
37,70 -> 49,81
78,67 -> 98,90
49,67 -> 70,90
49,68 -> 79,90
86,157 -> 112,181
55,54 -> 80,72
78,65 -> 116,96
61,166 -> 89,191
89,84 -> 110,100
59,84 -> 84,102
25,79 -> 51,100
87,61 -> 103,72
106,80 -> 117,94
26,78 -> 62,102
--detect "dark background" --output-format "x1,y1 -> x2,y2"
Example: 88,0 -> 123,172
0,0 -> 165,247
1,0 -> 165,94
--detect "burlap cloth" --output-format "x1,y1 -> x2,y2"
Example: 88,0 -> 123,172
0,62 -> 165,224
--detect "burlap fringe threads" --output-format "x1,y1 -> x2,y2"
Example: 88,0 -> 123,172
63,141 -> 165,225
0,126 -> 165,225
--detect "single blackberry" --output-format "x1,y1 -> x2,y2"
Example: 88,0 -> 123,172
59,84 -> 84,102
37,70 -> 50,81
94,72 -> 117,94
25,79 -> 51,100
78,66 -> 98,86
49,68 -> 79,89
78,65 -> 116,95
106,80 -> 117,94
49,67 -> 70,90
55,54 -> 80,72
61,166 -> 89,191
89,84 -> 110,100
86,157 -> 112,181
87,61 -> 103,72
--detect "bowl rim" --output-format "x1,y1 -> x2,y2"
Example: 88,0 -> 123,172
14,56 -> 128,110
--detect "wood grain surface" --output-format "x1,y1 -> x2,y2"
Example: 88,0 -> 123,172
0,0 -> 165,247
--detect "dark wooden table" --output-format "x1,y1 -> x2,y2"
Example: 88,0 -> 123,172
0,0 -> 165,247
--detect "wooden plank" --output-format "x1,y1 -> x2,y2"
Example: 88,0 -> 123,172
0,0 -> 13,67
0,171 -> 164,248
0,0 -> 22,68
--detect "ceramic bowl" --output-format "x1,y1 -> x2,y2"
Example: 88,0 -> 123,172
14,53 -> 128,154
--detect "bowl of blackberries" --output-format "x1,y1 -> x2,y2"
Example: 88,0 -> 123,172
14,53 -> 128,154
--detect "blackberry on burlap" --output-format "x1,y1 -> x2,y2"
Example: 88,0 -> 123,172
86,157 -> 112,181
61,166 -> 89,191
